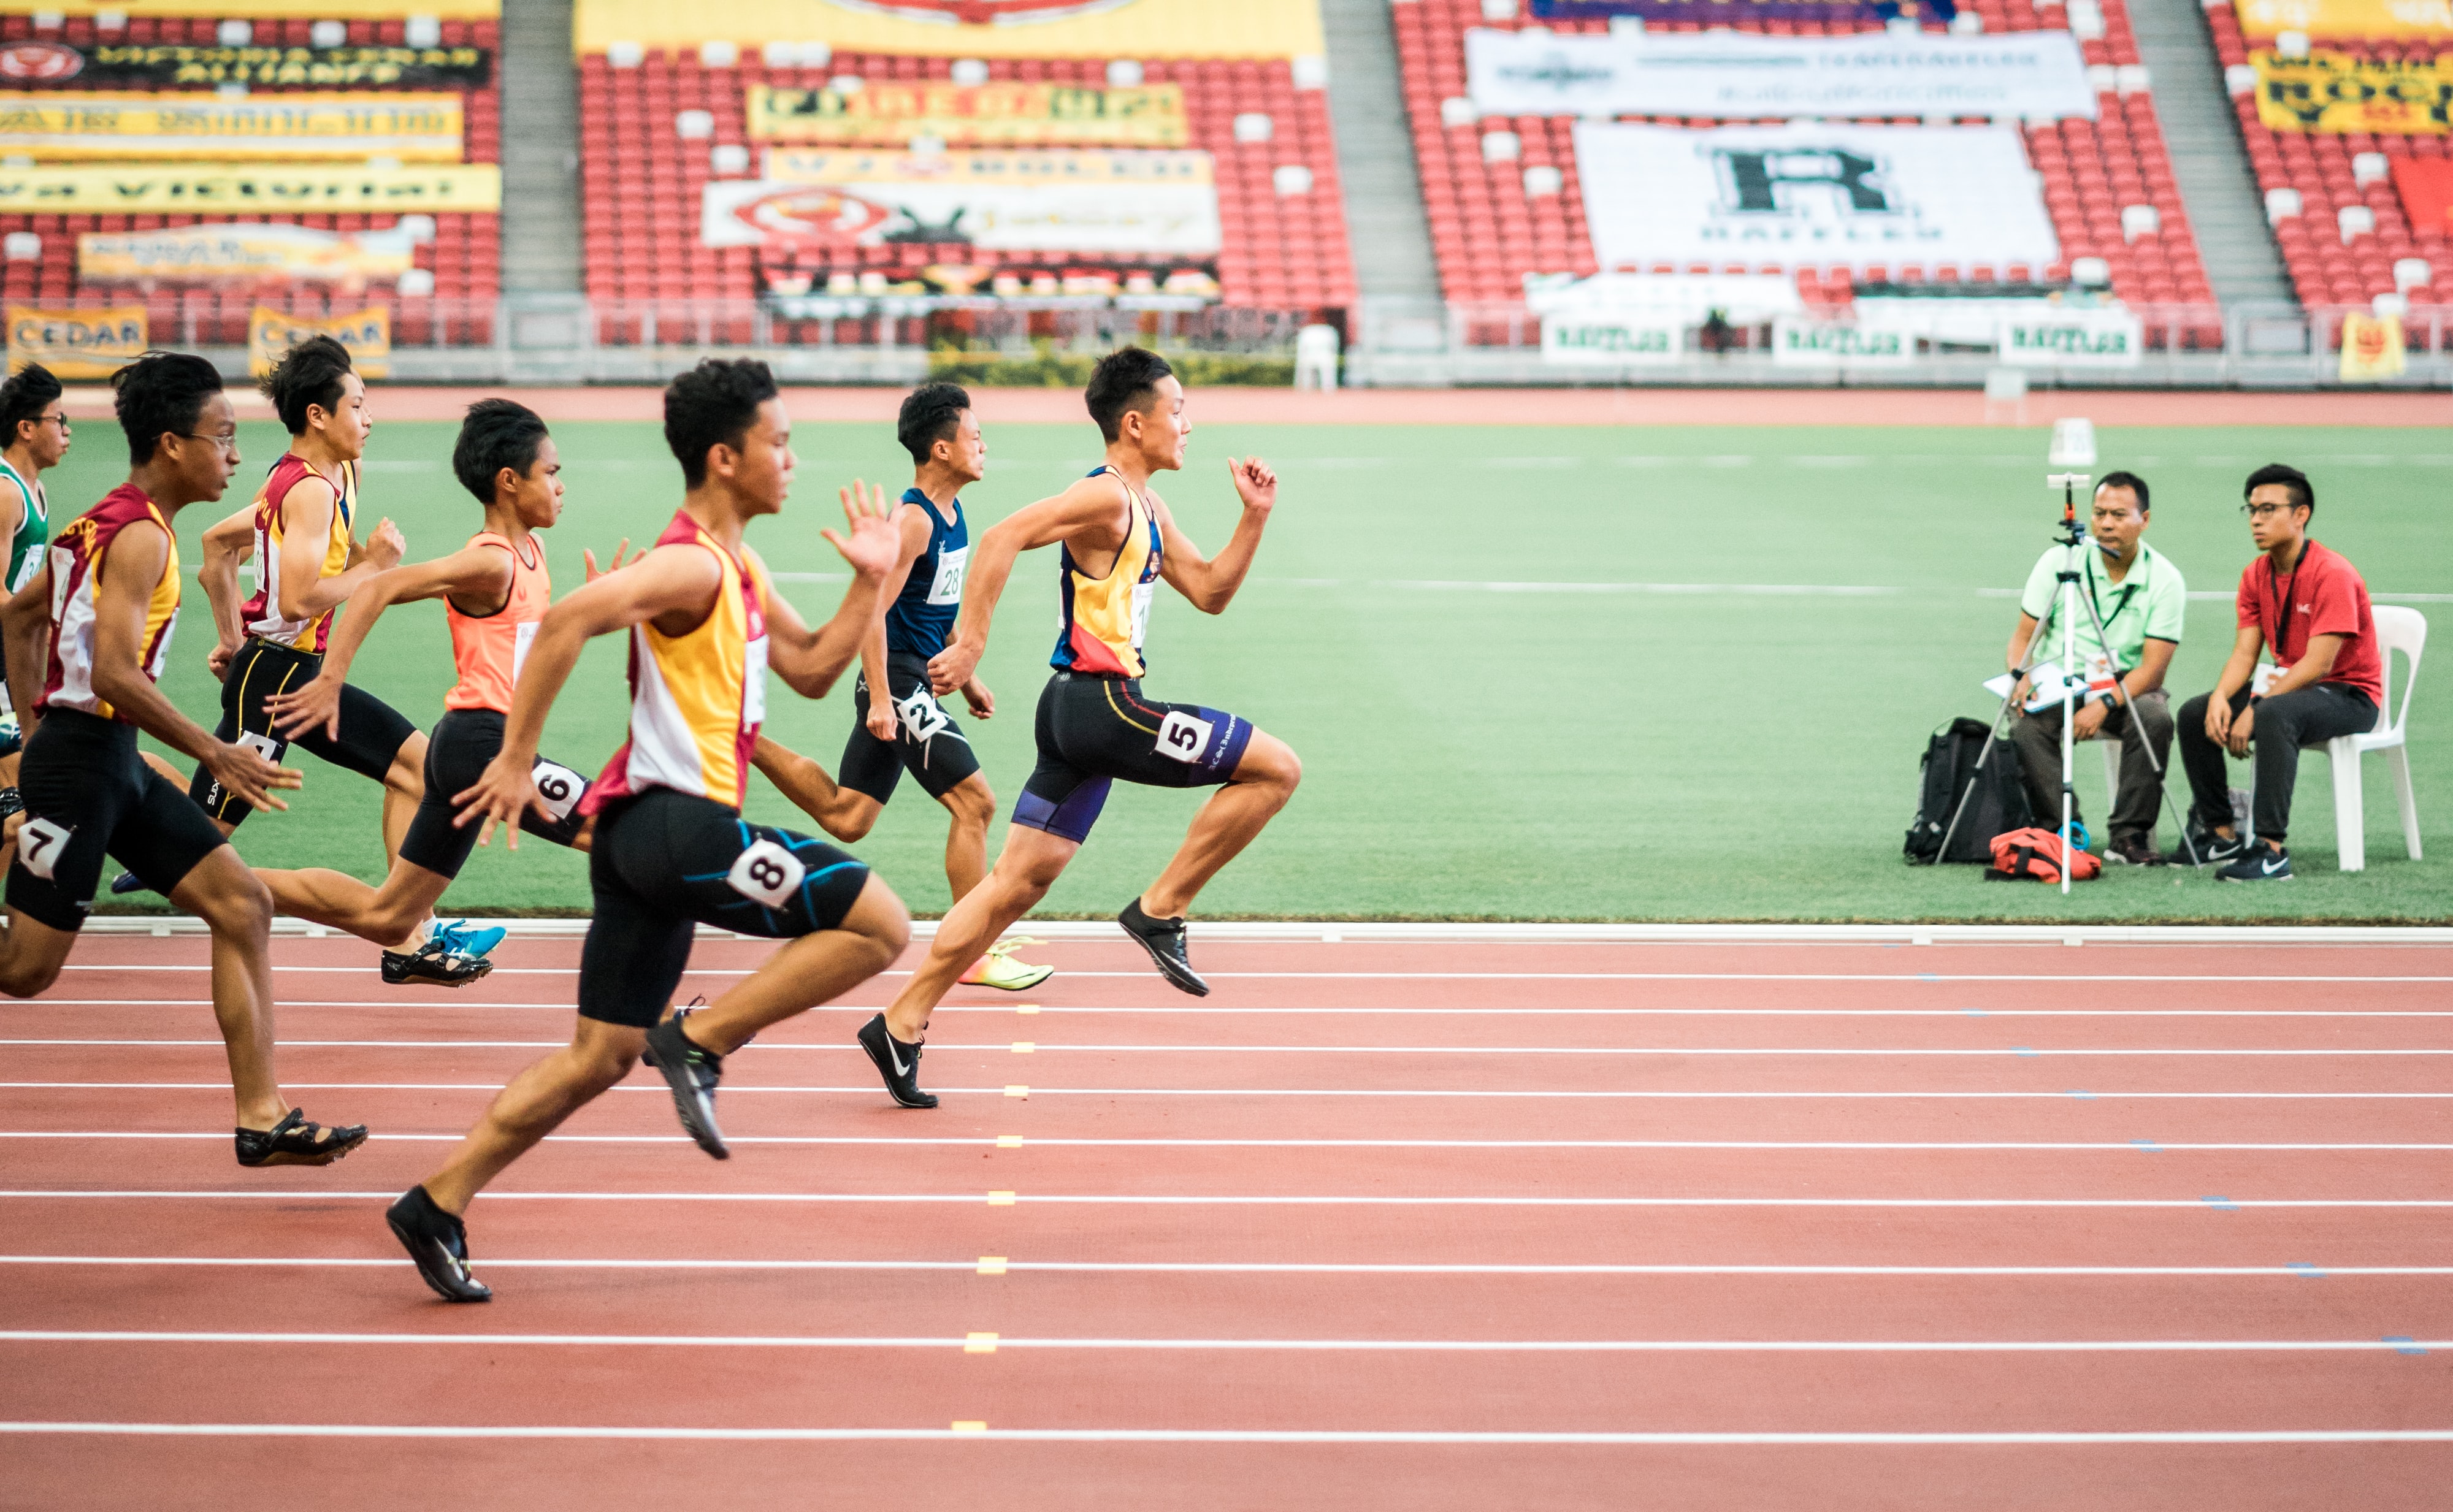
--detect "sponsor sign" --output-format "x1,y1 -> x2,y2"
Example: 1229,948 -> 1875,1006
1469,28 -> 2097,121
1770,316 -> 1915,365
6,304 -> 147,379
573,0 -> 1323,59
1539,313 -> 1684,365
1574,121 -> 2061,275
251,305 -> 391,380
2235,0 -> 2453,42
0,42 -> 492,91
747,83 -> 1187,148
1996,308 -> 2144,367
2253,50 -> 2452,133
2392,155 -> 2453,230
79,223 -> 416,284
711,149 -> 1220,254
2340,312 -> 2408,380
0,161 -> 499,213
0,91 -> 464,161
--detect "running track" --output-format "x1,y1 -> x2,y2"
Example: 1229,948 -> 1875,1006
2,932 -> 2447,1509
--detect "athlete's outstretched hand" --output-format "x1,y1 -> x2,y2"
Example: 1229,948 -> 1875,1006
453,749 -> 551,851
265,671 -> 346,743
822,481 -> 900,580
201,738 -> 302,815
1228,456 -> 1278,516
960,676 -> 994,720
584,538 -> 633,581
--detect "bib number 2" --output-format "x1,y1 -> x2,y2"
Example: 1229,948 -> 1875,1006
727,836 -> 806,908
15,816 -> 71,880
1155,710 -> 1214,765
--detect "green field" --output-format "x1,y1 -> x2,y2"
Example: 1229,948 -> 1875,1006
56,411 -> 2452,923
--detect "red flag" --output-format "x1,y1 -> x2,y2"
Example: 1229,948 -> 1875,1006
2392,157 -> 2453,234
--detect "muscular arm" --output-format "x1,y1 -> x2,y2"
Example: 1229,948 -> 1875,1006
756,481 -> 904,699
2,560 -> 50,738
197,505 -> 254,657
1150,457 -> 1277,616
927,475 -> 1133,693
2257,632 -> 2344,701
266,543 -> 513,739
274,476 -> 394,624
854,506 -> 931,724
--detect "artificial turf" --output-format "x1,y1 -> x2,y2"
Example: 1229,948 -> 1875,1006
58,410 -> 2451,923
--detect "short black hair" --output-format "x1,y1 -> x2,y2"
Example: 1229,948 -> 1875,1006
258,334 -> 354,436
0,362 -> 62,446
664,357 -> 779,489
2095,470 -> 2150,514
1084,347 -> 1173,443
111,350 -> 224,467
453,397 -> 551,505
898,381 -> 970,465
2244,462 -> 2314,519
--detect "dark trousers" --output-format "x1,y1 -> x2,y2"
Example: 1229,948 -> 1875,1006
2008,688 -> 2173,844
2175,682 -> 2378,844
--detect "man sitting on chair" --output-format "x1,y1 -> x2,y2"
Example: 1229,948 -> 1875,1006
2003,470 -> 2186,866
2175,464 -> 2382,883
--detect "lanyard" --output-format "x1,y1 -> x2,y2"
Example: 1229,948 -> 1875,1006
2270,546 -> 2308,654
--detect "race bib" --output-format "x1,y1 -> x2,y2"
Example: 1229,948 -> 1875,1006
894,685 -> 951,744
726,836 -> 805,908
238,730 -> 281,760
512,620 -> 540,684
2252,662 -> 2287,697
530,759 -> 586,822
927,545 -> 968,606
1156,709 -> 1214,765
15,815 -> 70,880
743,633 -> 769,727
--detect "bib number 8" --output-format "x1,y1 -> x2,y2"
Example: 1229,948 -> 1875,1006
530,760 -> 586,822
1155,710 -> 1214,765
15,816 -> 71,881
727,836 -> 806,908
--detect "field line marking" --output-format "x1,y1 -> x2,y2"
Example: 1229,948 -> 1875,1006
51,966 -> 2453,982
18,1001 -> 2453,1018
4,1423 -> 2451,1444
8,1082 -> 2453,1099
12,1039 -> 2449,1057
7,1256 -> 2451,1277
5,1191 -> 2451,1209
6,1133 -> 2446,1151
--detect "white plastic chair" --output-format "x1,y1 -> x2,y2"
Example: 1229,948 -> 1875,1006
2316,605 -> 2426,872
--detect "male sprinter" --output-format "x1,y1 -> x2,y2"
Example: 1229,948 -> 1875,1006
253,400 -> 607,948
751,381 -> 1050,991
177,335 -> 492,985
0,351 -> 365,1166
0,362 -> 67,838
859,347 -> 1301,1109
388,359 -> 909,1302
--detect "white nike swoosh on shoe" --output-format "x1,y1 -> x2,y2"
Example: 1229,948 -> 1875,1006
2264,857 -> 2287,874
886,1036 -> 909,1076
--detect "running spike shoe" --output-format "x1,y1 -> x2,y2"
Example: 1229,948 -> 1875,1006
959,937 -> 1055,991
387,1185 -> 491,1303
858,1012 -> 938,1109
1119,898 -> 1207,997
643,1009 -> 730,1158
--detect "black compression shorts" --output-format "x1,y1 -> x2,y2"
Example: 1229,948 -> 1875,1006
1011,671 -> 1255,846
397,708 -> 591,880
8,709 -> 228,930
576,787 -> 873,1029
839,651 -> 983,806
191,638 -> 418,825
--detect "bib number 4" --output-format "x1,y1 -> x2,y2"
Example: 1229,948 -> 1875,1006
727,837 -> 806,908
1155,710 -> 1214,765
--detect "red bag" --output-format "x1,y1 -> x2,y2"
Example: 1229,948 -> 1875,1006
1988,827 -> 2102,884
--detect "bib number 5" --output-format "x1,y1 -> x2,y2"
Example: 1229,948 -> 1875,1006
1155,710 -> 1214,765
727,836 -> 806,908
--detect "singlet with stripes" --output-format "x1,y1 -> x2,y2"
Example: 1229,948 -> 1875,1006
240,452 -> 358,652
1049,465 -> 1163,679
39,484 -> 179,724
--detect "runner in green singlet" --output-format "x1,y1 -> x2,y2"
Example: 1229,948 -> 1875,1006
0,364 -> 68,774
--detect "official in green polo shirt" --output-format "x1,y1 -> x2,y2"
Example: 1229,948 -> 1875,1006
2002,470 -> 2187,866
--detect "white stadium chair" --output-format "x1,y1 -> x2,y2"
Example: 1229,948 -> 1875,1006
2317,606 -> 2427,873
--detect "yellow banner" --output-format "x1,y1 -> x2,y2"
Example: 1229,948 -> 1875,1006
250,305 -> 390,381
0,91 -> 464,161
2237,0 -> 2453,41
0,161 -> 500,213
15,1 -> 497,17
2340,312 -> 2408,381
748,82 -> 1184,147
2254,50 -> 2452,132
6,304 -> 147,380
575,0 -> 1323,61
81,223 -> 413,284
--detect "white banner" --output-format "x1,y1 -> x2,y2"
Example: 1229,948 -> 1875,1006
1574,121 -> 2060,275
1770,316 -> 1918,366
1539,313 -> 1684,365
1996,307 -> 2144,367
1466,28 -> 2097,121
703,148 -> 1220,254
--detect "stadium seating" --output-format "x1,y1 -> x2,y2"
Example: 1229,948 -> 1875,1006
2201,4 -> 2447,319
1392,0 -> 2214,330
577,47 -> 1356,332
0,12 -> 500,346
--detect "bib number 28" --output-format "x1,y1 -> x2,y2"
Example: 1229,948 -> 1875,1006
1155,710 -> 1214,765
727,836 -> 806,908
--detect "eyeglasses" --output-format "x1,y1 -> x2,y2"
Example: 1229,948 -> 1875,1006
181,432 -> 240,455
2240,503 -> 2296,520
34,413 -> 67,430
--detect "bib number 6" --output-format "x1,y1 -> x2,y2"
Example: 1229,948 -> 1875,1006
530,760 -> 586,822
1155,710 -> 1214,765
15,816 -> 71,881
727,836 -> 806,908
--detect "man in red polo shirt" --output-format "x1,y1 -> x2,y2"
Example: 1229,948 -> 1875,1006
2175,464 -> 2384,882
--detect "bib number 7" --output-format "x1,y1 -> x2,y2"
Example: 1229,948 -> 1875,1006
727,836 -> 806,908
15,816 -> 72,881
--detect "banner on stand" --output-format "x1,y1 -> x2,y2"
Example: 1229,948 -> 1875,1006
575,0 -> 1323,60
708,150 -> 1219,254
250,305 -> 391,380
80,223 -> 416,284
0,161 -> 498,213
0,40 -> 490,90
6,304 -> 147,378
1539,313 -> 1685,365
2235,0 -> 2453,42
747,83 -> 1187,147
2340,311 -> 2408,380
2252,50 -> 2453,133
1996,307 -> 2144,367
1574,121 -> 2060,274
1770,316 -> 1916,365
0,91 -> 464,160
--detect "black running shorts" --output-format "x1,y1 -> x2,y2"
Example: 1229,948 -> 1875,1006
8,709 -> 229,930
576,787 -> 873,1029
839,651 -> 983,806
397,708 -> 591,880
1011,671 -> 1255,846
191,638 -> 418,824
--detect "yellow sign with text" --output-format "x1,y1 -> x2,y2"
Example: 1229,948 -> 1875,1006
7,304 -> 147,379
250,305 -> 390,380
2236,0 -> 2453,41
0,162 -> 500,213
747,82 -> 1185,147
2340,312 -> 2407,380
2254,50 -> 2453,132
574,0 -> 1323,60
0,91 -> 465,161
21,1 -> 497,17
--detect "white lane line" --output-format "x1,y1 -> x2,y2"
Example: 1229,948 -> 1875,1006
9,1256 -> 2451,1277
4,1330 -> 2447,1354
15,1039 -> 2448,1057
7,1424 -> 2451,1445
1372,579 -> 1902,597
6,1191 -> 2449,1210
7,1133 -> 2444,1151
20,1001 -> 2453,1018
10,1082 -> 2453,1100
53,967 -> 2453,983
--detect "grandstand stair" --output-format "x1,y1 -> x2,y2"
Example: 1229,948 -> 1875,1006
2129,0 -> 2294,310
1322,0 -> 1444,351
502,0 -> 586,297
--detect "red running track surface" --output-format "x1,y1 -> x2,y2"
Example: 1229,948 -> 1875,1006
2,934 -> 2449,1508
